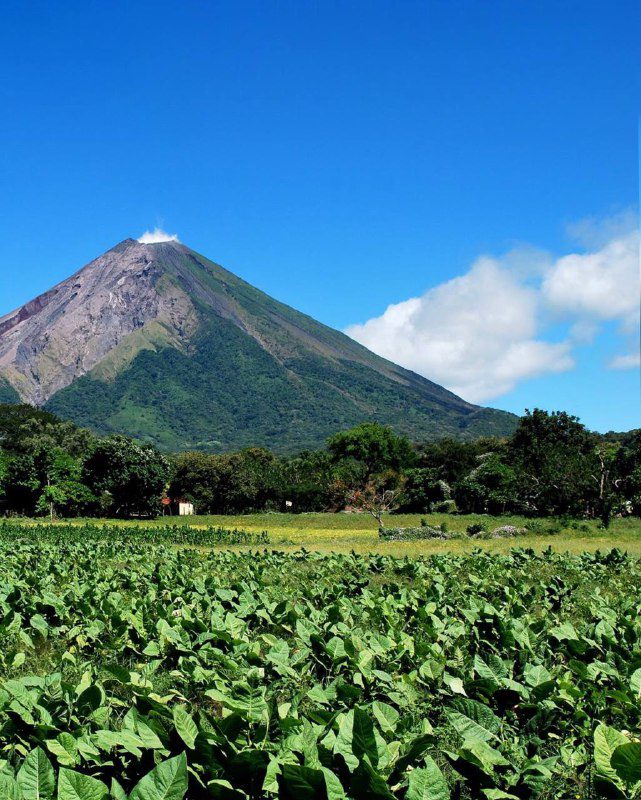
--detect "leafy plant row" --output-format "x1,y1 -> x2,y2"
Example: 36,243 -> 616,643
0,521 -> 270,547
0,535 -> 639,797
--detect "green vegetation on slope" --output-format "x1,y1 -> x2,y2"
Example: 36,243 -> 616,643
42,242 -> 517,451
0,529 -> 639,798
47,317 -> 515,452
0,377 -> 19,403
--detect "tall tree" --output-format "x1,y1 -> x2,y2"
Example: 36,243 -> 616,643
327,423 -> 415,479
83,436 -> 169,518
508,409 -> 594,516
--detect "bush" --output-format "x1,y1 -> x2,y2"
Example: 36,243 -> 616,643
570,520 -> 591,532
434,499 -> 457,513
489,525 -> 527,538
379,525 -> 458,541
466,522 -> 488,537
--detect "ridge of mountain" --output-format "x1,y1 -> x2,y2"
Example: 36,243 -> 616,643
0,239 -> 518,451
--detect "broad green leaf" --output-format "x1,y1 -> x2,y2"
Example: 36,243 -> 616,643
447,699 -> 500,743
261,759 -> 281,795
29,616 -> 49,638
473,656 -> 502,692
334,708 -> 383,772
109,781 -> 126,800
57,770 -> 108,800
321,768 -> 346,800
76,686 -> 103,717
442,675 -> 466,696
206,780 -> 247,799
611,742 -> 641,784
371,702 -> 399,736
11,653 -> 26,670
46,735 -> 78,768
350,760 -> 394,800
92,730 -> 144,758
123,710 -> 163,750
278,764 -> 324,799
172,707 -> 197,750
0,773 -> 21,800
458,739 -> 509,773
630,668 -> 641,698
523,663 -> 553,687
129,753 -> 188,800
593,724 -> 627,783
325,637 -> 347,663
17,749 -> 55,800
406,757 -> 449,800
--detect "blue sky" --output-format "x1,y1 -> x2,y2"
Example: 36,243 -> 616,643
1,1 -> 638,431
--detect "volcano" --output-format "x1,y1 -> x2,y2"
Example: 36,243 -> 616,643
0,238 -> 517,451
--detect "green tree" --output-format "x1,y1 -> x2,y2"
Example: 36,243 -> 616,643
327,423 -> 415,479
0,447 -> 8,510
168,448 -> 285,514
280,450 -> 335,511
34,448 -> 94,520
508,409 -> 594,516
456,454 -> 519,514
218,448 -> 284,512
3,445 -> 93,517
589,442 -> 623,528
614,430 -> 641,515
83,436 -> 169,518
415,437 -> 501,484
0,403 -> 62,450
168,451 -> 224,514
399,467 -> 451,513
0,404 -> 95,457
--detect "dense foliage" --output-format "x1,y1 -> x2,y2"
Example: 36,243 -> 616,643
1,406 -> 640,522
0,526 -> 638,798
0,405 -> 169,518
169,416 -> 641,524
0,521 -> 270,547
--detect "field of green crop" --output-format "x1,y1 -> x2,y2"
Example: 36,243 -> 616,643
0,521 -> 640,798
50,512 -> 641,556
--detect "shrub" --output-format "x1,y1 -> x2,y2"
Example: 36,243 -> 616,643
379,525 -> 454,541
489,525 -> 528,538
434,499 -> 457,513
466,522 -> 488,537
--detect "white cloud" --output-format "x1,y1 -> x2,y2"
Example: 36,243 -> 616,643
542,227 -> 639,330
609,353 -> 640,370
137,228 -> 180,244
346,212 -> 639,404
346,256 -> 574,403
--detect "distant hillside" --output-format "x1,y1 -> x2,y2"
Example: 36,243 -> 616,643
0,239 -> 518,451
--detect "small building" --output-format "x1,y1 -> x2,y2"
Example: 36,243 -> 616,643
162,496 -> 195,516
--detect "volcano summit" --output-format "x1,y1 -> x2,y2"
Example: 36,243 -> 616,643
0,239 -> 517,451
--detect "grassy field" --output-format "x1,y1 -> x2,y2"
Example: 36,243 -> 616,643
59,511 -> 641,555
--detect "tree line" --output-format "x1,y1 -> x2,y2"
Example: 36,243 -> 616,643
0,403 -> 639,524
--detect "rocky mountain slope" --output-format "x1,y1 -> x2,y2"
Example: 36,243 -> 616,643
0,239 -> 517,451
